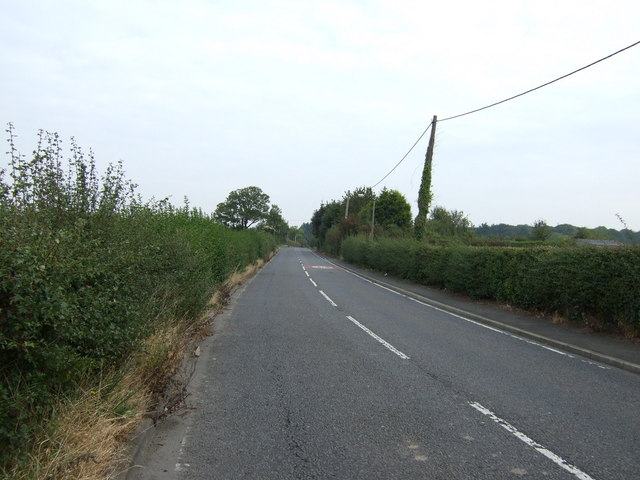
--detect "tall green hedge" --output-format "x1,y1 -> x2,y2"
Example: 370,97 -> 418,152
341,235 -> 640,335
0,128 -> 276,467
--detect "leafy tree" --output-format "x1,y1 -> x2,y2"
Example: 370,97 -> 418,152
311,201 -> 340,244
310,208 -> 322,246
342,186 -> 375,218
214,186 -> 270,230
555,224 -> 578,237
320,202 -> 343,244
574,227 -> 592,239
260,204 -> 289,241
426,206 -> 473,238
300,222 -> 313,240
375,188 -> 412,231
530,219 -> 552,241
311,187 -> 379,247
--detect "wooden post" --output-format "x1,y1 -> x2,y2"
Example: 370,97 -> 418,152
414,115 -> 437,240
370,198 -> 376,241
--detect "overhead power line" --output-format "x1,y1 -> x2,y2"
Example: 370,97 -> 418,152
371,120 -> 433,189
440,39 -> 640,122
370,39 -> 639,190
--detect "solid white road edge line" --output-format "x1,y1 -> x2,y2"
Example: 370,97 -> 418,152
346,315 -> 410,360
469,402 -> 596,480
412,298 -> 575,358
319,290 -> 337,307
314,252 -> 575,360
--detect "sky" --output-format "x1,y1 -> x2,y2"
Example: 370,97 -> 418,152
1,0 -> 639,230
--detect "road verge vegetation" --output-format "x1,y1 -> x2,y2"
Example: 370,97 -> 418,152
0,126 -> 276,478
341,235 -> 640,337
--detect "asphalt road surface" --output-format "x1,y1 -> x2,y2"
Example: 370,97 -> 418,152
135,247 -> 640,480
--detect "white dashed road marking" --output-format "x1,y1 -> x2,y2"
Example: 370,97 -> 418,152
346,315 -> 410,360
319,290 -> 337,307
301,251 -> 599,478
469,402 -> 596,480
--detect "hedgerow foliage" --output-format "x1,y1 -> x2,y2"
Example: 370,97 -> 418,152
341,235 -> 640,336
0,126 -> 275,467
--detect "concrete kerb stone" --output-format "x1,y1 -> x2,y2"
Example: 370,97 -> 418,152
120,418 -> 154,480
333,261 -> 640,376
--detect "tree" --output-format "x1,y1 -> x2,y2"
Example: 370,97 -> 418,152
214,186 -> 270,230
375,188 -> 412,231
574,227 -> 591,239
311,201 -> 343,248
288,225 -> 305,245
342,186 -> 374,218
300,222 -> 313,241
530,219 -> 552,241
426,206 -> 473,238
260,204 -> 289,241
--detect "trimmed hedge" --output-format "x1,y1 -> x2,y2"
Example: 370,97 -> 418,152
341,235 -> 640,335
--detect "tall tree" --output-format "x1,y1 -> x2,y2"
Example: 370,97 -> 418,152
300,222 -> 313,240
260,204 -> 289,240
311,201 -> 342,246
214,186 -> 270,230
342,186 -> 374,218
375,188 -> 412,231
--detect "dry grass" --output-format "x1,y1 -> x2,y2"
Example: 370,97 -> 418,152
551,311 -> 568,325
21,374 -> 151,480
5,259 -> 268,480
209,258 -> 265,307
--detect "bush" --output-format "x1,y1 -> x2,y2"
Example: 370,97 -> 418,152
0,127 -> 276,468
340,233 -> 640,336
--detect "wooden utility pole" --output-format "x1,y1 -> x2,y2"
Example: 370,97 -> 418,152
414,115 -> 437,240
370,198 -> 376,241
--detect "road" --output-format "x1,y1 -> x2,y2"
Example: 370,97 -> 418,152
135,247 -> 640,480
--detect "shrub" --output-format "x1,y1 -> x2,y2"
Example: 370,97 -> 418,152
0,127 -> 276,468
340,233 -> 640,336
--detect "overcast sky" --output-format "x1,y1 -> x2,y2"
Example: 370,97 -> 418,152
2,0 -> 639,230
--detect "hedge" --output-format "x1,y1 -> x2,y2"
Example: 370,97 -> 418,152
341,235 -> 640,336
0,128 -> 276,467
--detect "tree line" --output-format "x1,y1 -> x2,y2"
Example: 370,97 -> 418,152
476,222 -> 639,245
308,186 -> 638,250
310,186 -> 411,254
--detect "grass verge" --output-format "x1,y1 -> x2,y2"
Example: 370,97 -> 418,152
4,258 -> 269,480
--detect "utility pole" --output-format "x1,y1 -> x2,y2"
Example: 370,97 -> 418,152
345,196 -> 350,219
370,198 -> 376,241
414,115 -> 437,240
